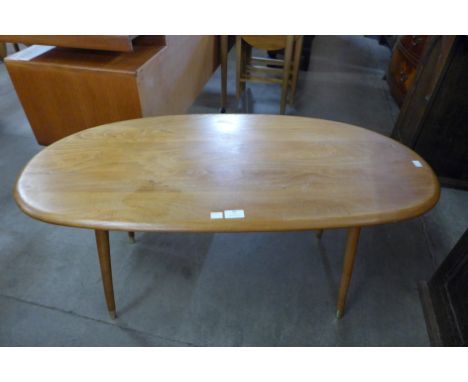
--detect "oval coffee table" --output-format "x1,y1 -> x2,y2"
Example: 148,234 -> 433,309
14,114 -> 440,319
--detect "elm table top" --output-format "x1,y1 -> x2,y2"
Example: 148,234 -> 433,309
14,114 -> 440,232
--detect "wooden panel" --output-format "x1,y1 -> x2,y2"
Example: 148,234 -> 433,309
4,42 -> 166,145
137,35 -> 219,116
5,50 -> 144,145
391,36 -> 456,146
446,260 -> 468,343
392,36 -> 468,189
15,115 -> 440,232
421,229 -> 468,346
0,35 -> 137,52
5,42 -> 165,74
414,36 -> 468,183
4,36 -> 219,145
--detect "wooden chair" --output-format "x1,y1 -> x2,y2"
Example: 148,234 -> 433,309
0,42 -> 21,61
0,43 -> 6,61
236,35 -> 304,114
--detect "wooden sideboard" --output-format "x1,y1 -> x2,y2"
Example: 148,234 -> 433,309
2,35 -> 219,145
387,36 -> 428,106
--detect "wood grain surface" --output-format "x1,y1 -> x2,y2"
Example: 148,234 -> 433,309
0,35 -> 137,52
14,114 -> 440,232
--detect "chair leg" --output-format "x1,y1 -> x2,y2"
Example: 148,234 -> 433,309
280,36 -> 294,114
290,36 -> 303,105
240,41 -> 250,94
236,36 -> 243,100
244,44 -> 252,72
0,43 -> 6,61
220,35 -> 228,112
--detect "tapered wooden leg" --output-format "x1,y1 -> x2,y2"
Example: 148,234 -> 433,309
336,227 -> 361,319
316,229 -> 324,239
95,230 -> 116,319
128,231 -> 135,243
280,36 -> 294,114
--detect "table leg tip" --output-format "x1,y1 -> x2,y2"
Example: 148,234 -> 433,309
128,232 -> 136,244
109,310 -> 117,320
336,309 -> 343,319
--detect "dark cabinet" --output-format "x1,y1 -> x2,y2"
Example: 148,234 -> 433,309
419,229 -> 468,346
391,36 -> 468,189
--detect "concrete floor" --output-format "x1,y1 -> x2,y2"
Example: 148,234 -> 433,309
0,36 -> 467,346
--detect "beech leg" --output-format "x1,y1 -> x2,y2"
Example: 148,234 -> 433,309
95,230 -> 116,319
336,227 -> 361,319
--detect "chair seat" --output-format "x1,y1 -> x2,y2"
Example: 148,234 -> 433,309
241,36 -> 289,51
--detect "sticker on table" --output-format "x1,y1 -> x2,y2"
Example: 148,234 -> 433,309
412,160 -> 423,168
210,211 -> 224,219
224,209 -> 245,219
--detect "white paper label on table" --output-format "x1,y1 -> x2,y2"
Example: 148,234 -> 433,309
210,212 -> 224,219
224,209 -> 245,219
412,160 -> 423,168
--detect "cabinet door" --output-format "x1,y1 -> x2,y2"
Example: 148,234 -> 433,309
391,36 -> 455,146
414,36 -> 468,186
428,229 -> 468,346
